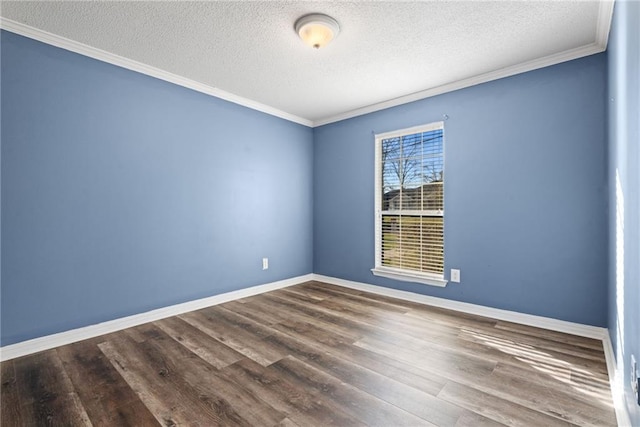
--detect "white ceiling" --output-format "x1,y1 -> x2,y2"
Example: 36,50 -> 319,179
0,1 -> 612,127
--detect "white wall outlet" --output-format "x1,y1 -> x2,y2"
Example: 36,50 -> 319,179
262,258 -> 269,270
451,269 -> 460,283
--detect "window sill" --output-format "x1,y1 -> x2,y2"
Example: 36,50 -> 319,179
371,267 -> 448,287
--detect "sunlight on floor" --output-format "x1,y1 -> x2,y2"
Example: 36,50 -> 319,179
461,328 -> 614,408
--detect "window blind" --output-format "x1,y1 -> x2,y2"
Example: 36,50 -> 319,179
375,123 -> 444,280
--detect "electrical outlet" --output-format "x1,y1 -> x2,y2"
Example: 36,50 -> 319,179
451,269 -> 460,283
262,258 -> 269,270
632,354 -> 639,405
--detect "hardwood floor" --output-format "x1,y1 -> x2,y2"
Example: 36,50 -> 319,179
1,281 -> 617,426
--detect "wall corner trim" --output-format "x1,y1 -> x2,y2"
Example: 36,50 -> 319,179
0,18 -> 313,128
0,273 -> 314,362
603,333 -> 635,427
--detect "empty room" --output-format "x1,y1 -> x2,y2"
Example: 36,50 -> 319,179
1,1 -> 638,426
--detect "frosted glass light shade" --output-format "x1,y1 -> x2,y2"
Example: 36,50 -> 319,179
295,14 -> 340,49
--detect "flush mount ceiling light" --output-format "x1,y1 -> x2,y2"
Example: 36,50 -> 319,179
295,13 -> 340,49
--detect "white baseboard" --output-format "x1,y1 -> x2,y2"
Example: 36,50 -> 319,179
311,274 -> 609,340
0,274 -> 631,427
0,273 -> 313,362
3,272 -> 630,425
603,333 -> 634,427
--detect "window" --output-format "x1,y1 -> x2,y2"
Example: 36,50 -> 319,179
372,122 -> 447,287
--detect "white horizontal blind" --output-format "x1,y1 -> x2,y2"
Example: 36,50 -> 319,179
376,123 -> 444,277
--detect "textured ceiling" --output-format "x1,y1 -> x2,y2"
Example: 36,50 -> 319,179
0,1 -> 611,126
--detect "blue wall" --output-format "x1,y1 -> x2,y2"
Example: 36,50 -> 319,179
0,20 -> 621,354
314,54 -> 608,327
607,1 -> 640,424
0,31 -> 314,346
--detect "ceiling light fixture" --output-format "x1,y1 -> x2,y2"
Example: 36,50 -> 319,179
295,14 -> 340,49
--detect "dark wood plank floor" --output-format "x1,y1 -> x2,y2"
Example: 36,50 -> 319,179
1,281 -> 617,426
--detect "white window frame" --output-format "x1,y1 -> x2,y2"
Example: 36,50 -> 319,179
371,122 -> 447,287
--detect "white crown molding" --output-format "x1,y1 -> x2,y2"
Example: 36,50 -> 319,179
313,41 -> 607,127
313,0 -> 614,128
312,274 -> 609,340
0,18 -> 313,128
2,2 -> 613,130
596,0 -> 615,50
602,333 -> 634,427
0,273 -> 313,361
